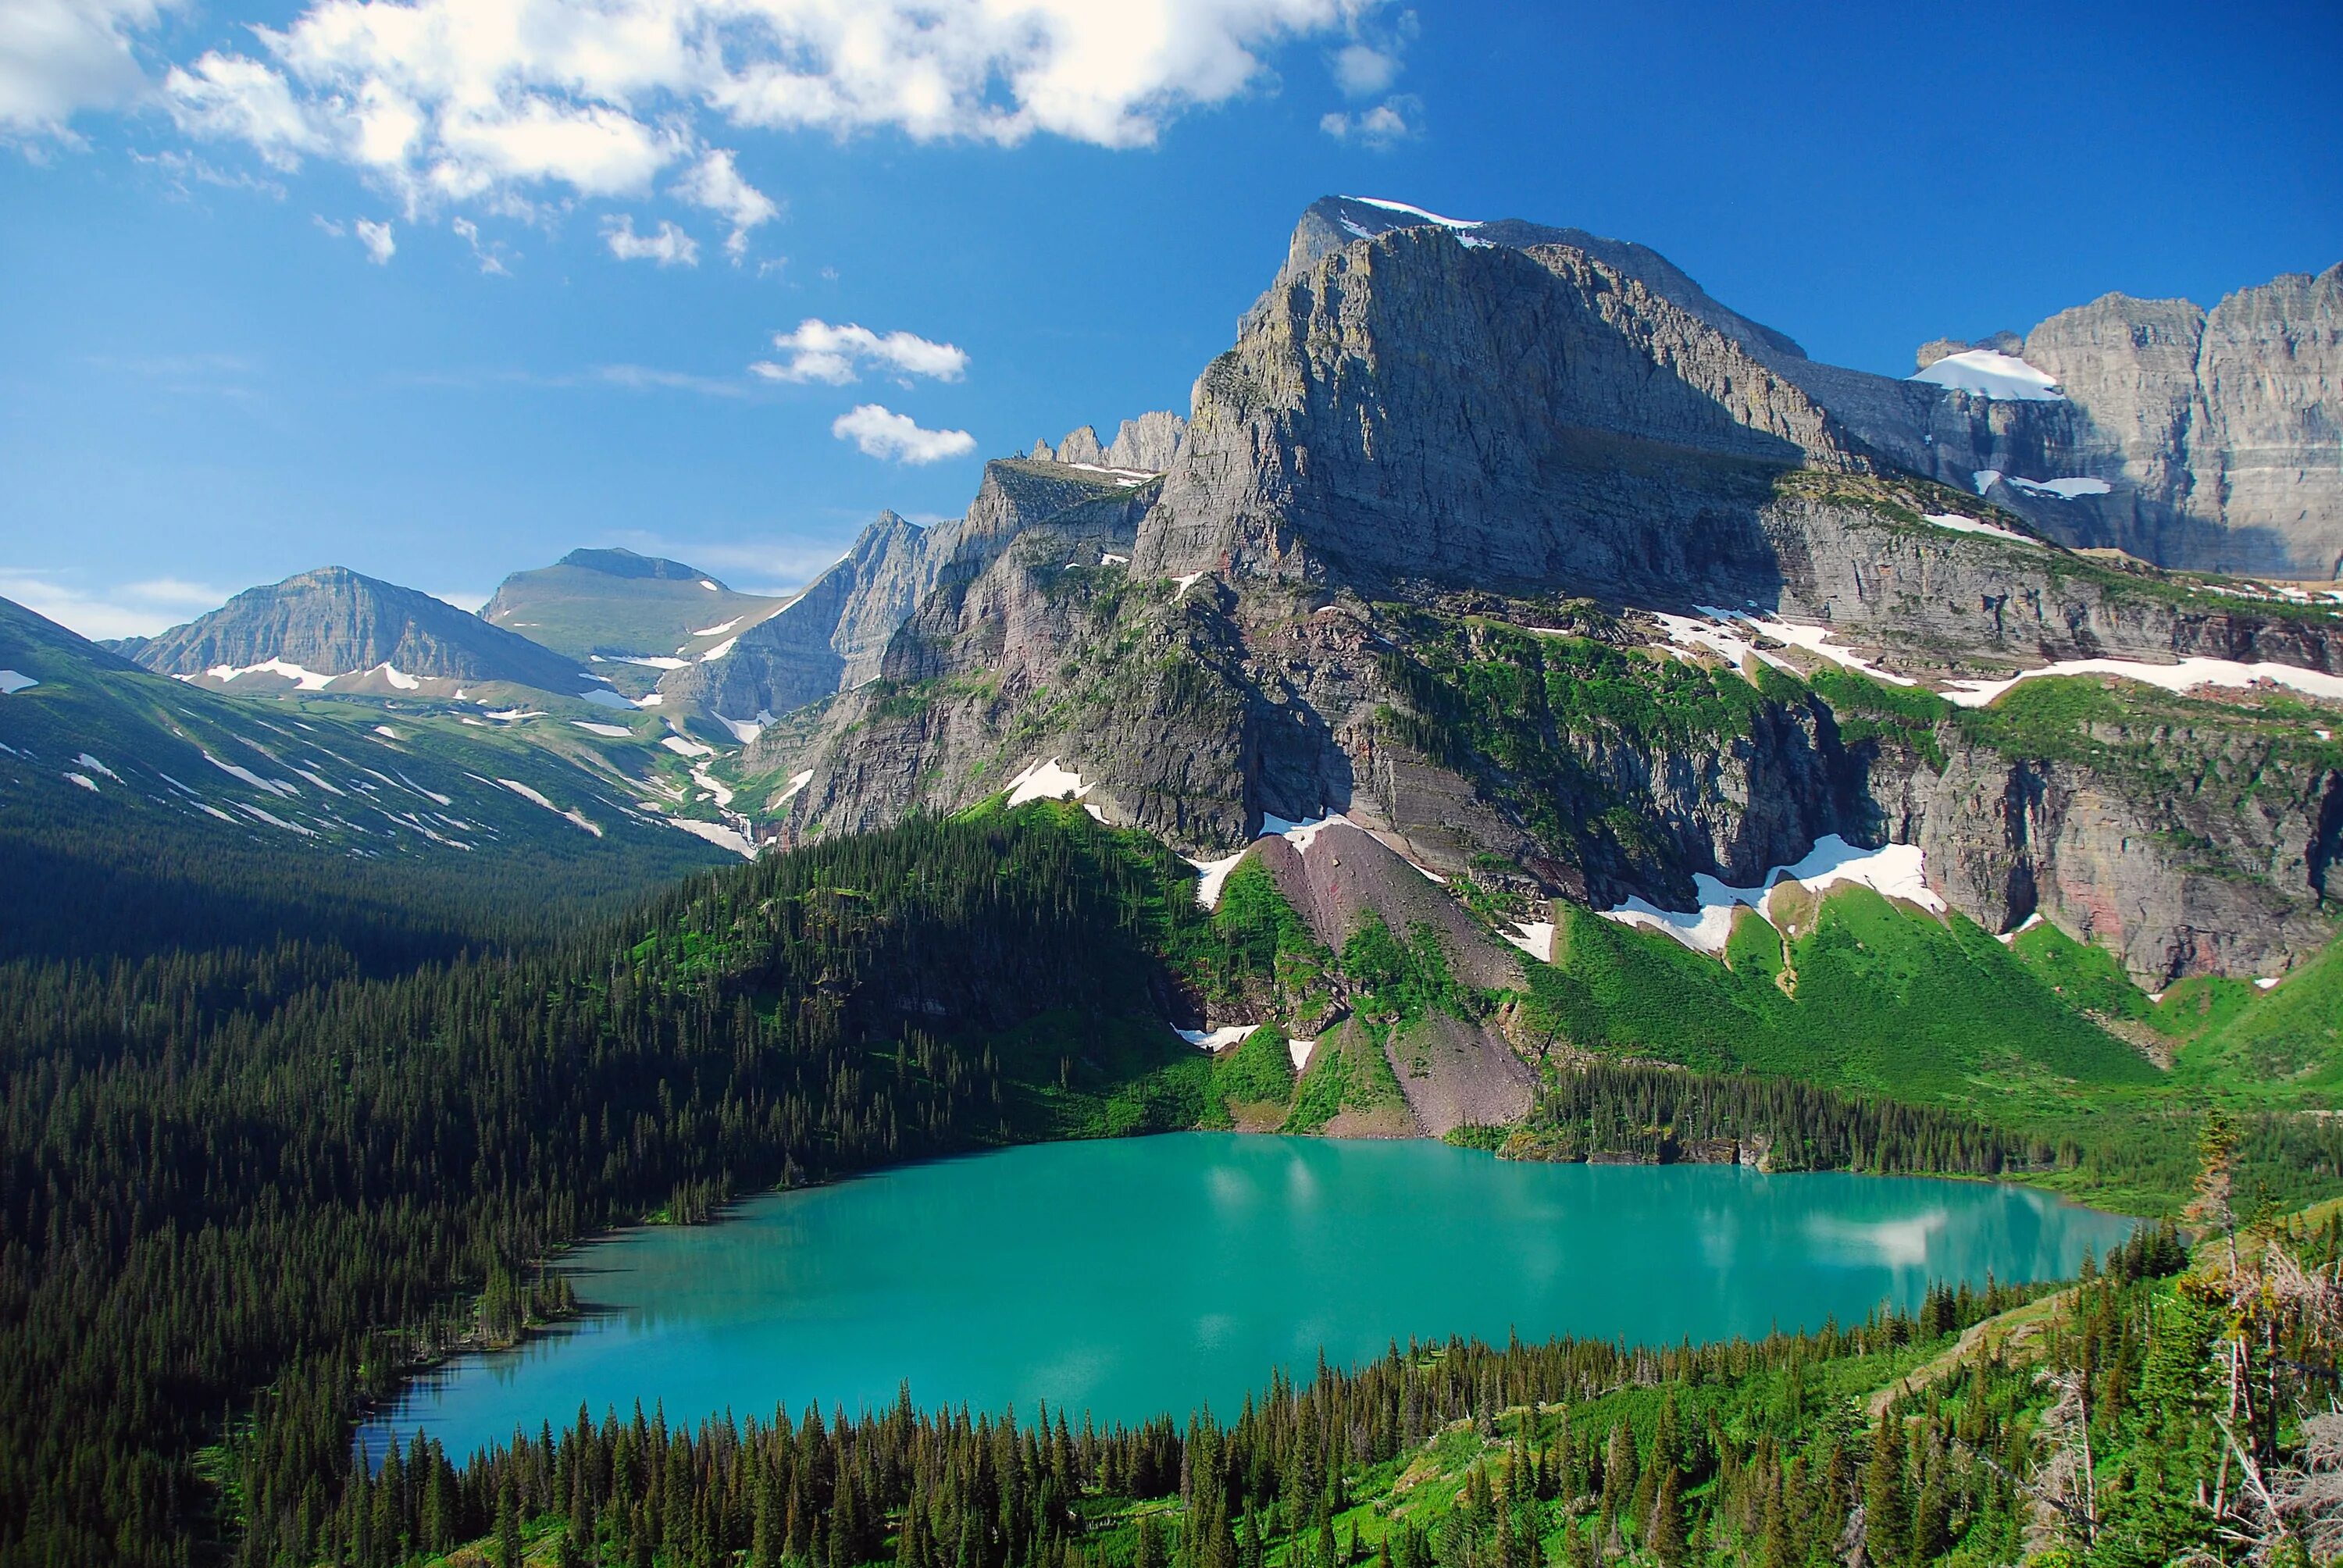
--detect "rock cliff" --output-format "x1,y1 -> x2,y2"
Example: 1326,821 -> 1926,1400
729,198 -> 2341,990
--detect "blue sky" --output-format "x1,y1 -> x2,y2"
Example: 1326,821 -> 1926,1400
3,0 -> 2338,640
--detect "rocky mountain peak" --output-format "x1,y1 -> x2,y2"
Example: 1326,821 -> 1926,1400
124,565 -> 589,693
1028,412 -> 1189,472
1139,215 -> 1867,597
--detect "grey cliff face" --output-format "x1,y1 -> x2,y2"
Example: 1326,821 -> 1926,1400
1028,411 -> 1188,472
1303,197 -> 2339,579
732,198 -> 2341,987
658,510 -> 939,723
1137,224 -> 1863,600
125,566 -> 588,690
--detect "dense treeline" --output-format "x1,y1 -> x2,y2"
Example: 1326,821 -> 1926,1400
0,810 -> 1206,1566
1508,1064 -> 2050,1176
0,795 -> 713,968
5,793 -> 2331,1566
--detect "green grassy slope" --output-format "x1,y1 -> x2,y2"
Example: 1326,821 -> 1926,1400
1,596 -> 731,959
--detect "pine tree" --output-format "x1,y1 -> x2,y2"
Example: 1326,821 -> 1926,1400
1862,1423 -> 1910,1568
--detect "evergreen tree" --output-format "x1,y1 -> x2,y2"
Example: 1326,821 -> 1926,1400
1862,1423 -> 1910,1568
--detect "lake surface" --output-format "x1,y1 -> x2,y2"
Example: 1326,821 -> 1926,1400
364,1134 -> 2134,1462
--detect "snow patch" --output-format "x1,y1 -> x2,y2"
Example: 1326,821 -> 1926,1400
713,710 -> 775,744
1600,836 -> 1945,955
234,800 -> 316,836
689,762 -> 733,809
1288,1038 -> 1317,1072
608,655 -> 688,670
572,721 -> 633,737
1176,1025 -> 1260,1051
698,637 -> 737,662
1921,512 -> 2041,547
776,768 -> 815,804
2002,476 -> 2113,500
205,658 -> 338,690
496,778 -> 601,836
1345,195 -> 1482,229
1061,461 -> 1158,485
201,750 -> 298,798
690,618 -> 741,637
1649,608 -> 1917,686
1972,469 -> 2002,496
1100,552 -> 1129,566
636,692 -> 665,707
668,816 -> 758,860
74,753 -> 122,782
1910,350 -> 2064,401
1171,572 -> 1204,601
0,669 -> 37,693
291,768 -> 345,796
1189,850 -> 1247,911
1943,657 -> 2343,709
1996,911 -> 2045,946
2256,976 -> 2281,991
373,725 -> 401,739
374,663 -> 420,691
65,772 -> 100,793
1501,921 -> 1556,963
661,734 -> 716,758
1006,757 -> 1093,807
699,579 -> 719,591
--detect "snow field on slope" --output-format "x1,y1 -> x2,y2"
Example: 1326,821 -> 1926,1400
1599,836 -> 1944,955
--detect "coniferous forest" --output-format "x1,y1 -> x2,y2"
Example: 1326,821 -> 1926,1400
5,804 -> 2341,1566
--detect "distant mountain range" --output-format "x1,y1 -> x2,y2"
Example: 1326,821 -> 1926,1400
112,565 -> 596,697
14,194 -> 2339,989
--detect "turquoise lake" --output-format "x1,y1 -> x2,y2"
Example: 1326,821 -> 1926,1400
363,1134 -> 2136,1461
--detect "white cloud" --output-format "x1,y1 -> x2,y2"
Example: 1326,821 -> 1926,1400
162,51 -> 326,169
148,0 -> 1374,215
1320,94 -> 1417,147
602,214 -> 698,267
429,588 -> 491,614
673,147 -> 779,261
752,319 -> 967,386
1328,41 -> 1398,96
355,216 -> 395,262
0,570 -> 222,641
0,0 -> 171,136
830,403 -> 975,465
451,216 -> 512,274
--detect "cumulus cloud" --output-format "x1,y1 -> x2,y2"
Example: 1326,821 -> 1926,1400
830,404 -> 975,465
0,0 -> 172,136
602,214 -> 698,267
672,148 -> 779,260
751,319 -> 967,386
149,0 -> 1374,214
1320,94 -> 1418,147
355,216 -> 395,262
1328,41 -> 1399,96
162,50 -> 326,169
